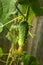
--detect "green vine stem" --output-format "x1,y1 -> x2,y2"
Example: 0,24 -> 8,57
6,52 -> 11,65
0,14 -> 25,31
6,43 -> 15,65
9,57 -> 14,65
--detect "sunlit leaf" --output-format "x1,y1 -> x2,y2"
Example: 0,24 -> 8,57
0,0 -> 16,23
28,7 -> 35,25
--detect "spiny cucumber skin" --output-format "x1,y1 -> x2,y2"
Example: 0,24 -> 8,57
18,21 -> 28,47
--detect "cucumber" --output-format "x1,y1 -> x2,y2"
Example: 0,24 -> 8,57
18,21 -> 28,47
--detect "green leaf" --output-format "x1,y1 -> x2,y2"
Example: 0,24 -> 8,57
0,48 -> 3,57
0,0 -> 16,23
28,7 -> 35,25
18,4 -> 27,15
6,25 -> 18,43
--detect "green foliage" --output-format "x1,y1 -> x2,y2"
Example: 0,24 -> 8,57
0,0 -> 41,65
23,55 -> 40,65
17,0 -> 43,16
30,0 -> 40,16
18,0 -> 29,5
0,0 -> 16,23
28,7 -> 35,25
14,54 -> 40,65
6,25 -> 18,44
29,0 -> 43,16
18,4 -> 27,15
